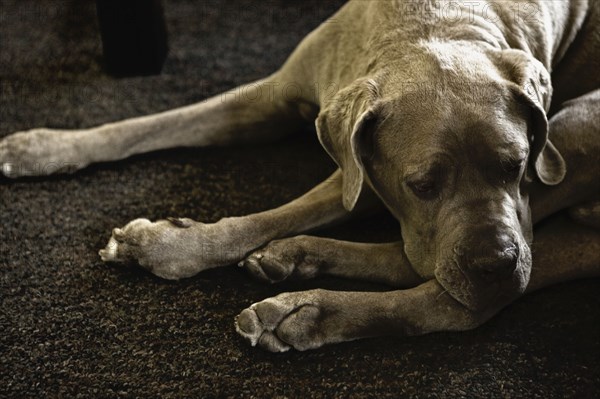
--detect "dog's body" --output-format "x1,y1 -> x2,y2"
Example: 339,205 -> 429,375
1,0 -> 599,352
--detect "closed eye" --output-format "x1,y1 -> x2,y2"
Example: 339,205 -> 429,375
501,158 -> 525,180
407,179 -> 438,199
403,159 -> 446,200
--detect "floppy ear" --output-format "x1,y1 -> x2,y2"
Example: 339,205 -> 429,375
497,49 -> 566,185
316,78 -> 380,210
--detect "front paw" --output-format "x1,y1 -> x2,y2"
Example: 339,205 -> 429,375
235,290 -> 329,352
99,217 -> 234,280
239,236 -> 319,283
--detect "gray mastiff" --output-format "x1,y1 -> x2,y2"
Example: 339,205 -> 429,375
1,0 -> 599,352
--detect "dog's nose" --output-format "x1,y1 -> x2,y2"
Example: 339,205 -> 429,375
463,236 -> 519,279
475,248 -> 519,277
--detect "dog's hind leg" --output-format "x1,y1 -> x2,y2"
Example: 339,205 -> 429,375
525,214 -> 600,293
569,201 -> 600,229
530,90 -> 600,223
0,74 -> 315,178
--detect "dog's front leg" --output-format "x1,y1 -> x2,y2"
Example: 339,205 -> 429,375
239,237 -> 423,287
235,280 -> 486,352
99,170 -> 367,279
236,213 -> 600,352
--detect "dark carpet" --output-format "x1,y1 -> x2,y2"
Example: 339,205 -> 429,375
1,0 -> 598,397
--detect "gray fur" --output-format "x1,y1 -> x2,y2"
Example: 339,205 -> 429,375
1,0 -> 599,351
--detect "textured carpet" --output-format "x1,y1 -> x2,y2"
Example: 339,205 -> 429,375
1,0 -> 598,397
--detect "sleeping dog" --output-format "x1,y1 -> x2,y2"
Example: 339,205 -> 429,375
1,0 -> 599,351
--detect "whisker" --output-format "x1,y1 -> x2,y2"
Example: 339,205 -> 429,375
436,288 -> 449,300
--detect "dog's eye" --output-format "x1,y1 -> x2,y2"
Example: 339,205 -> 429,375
408,180 -> 437,199
503,159 -> 524,178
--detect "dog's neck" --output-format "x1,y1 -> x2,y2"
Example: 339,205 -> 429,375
370,0 -> 589,72
488,0 -> 589,70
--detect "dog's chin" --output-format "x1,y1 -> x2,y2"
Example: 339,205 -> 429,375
435,254 -> 532,312
435,268 -> 496,312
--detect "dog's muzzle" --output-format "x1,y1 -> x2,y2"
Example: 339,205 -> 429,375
435,234 -> 531,311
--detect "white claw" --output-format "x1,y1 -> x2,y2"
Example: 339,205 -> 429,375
1,163 -> 13,176
99,237 -> 119,261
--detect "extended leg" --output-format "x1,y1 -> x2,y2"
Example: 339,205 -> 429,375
240,236 -> 422,287
0,75 -> 313,177
236,215 -> 600,352
99,171 -> 380,280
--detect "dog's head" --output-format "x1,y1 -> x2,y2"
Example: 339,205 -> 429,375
316,42 -> 566,311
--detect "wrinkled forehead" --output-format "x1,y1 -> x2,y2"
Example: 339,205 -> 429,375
376,88 -> 530,167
